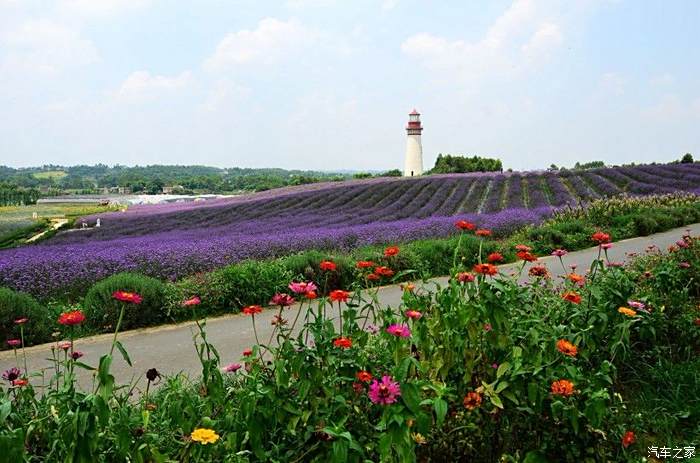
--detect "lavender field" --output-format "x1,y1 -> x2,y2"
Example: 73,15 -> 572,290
2,163 -> 700,298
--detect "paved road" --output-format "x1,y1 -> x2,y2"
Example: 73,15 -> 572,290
2,223 -> 697,391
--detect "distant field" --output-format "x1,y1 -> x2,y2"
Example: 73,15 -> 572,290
0,203 -> 115,241
32,170 -> 67,179
2,162 -> 700,298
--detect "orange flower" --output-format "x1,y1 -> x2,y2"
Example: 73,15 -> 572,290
384,246 -> 400,257
305,291 -> 317,299
517,251 -> 537,262
112,291 -> 143,304
242,305 -> 263,315
515,244 -> 532,252
567,273 -> 585,284
473,263 -> 498,275
356,370 -> 372,382
455,220 -> 476,231
12,378 -> 29,387
374,266 -> 395,277
551,379 -> 575,397
405,310 -> 422,320
356,260 -> 375,269
618,307 -> 637,317
367,273 -> 380,281
592,231 -> 611,244
562,291 -> 582,304
329,290 -> 350,302
463,391 -> 482,410
487,252 -> 504,263
401,283 -> 415,292
556,339 -> 578,357
528,266 -> 549,278
475,229 -> 491,237
621,430 -> 635,448
57,310 -> 86,326
320,260 -> 337,271
333,337 -> 352,349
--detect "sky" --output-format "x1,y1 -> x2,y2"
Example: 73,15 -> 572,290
0,0 -> 699,172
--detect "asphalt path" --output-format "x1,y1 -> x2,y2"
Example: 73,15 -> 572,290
2,223 -> 698,392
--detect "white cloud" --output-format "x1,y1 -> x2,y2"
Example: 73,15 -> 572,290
58,0 -> 151,18
204,18 -> 317,70
1,19 -> 98,73
116,70 -> 192,102
201,79 -> 251,112
599,72 -> 626,96
521,22 -> 562,60
286,0 -> 335,8
650,72 -> 675,86
642,94 -> 700,120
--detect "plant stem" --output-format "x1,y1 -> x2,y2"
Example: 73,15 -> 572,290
20,326 -> 28,377
109,304 -> 126,357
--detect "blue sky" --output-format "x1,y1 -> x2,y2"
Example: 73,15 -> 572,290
1,0 -> 698,171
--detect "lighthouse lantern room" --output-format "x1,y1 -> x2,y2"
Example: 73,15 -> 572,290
404,109 -> 424,177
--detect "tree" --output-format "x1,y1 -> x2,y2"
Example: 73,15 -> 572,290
681,153 -> 694,163
430,154 -> 503,174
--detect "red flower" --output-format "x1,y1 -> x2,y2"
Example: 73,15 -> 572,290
58,310 -> 86,326
367,273 -> 380,281
320,260 -> 337,271
473,263 -> 498,275
356,370 -> 373,382
242,348 -> 253,357
270,293 -> 295,306
329,290 -> 350,302
516,251 -> 537,262
621,430 -> 635,448
551,379 -> 575,397
487,252 -> 504,263
182,296 -> 201,306
592,231 -> 611,244
12,378 -> 28,387
374,266 -> 395,277
561,291 -> 582,304
475,229 -> 491,237
356,260 -> 375,269
455,220 -> 476,231
333,337 -> 352,349
694,318 -> 700,326
463,391 -> 482,410
14,318 -> 28,325
112,291 -> 143,304
457,272 -> 475,283
242,305 -> 263,315
6,339 -> 21,347
528,266 -> 549,278
384,246 -> 400,257
515,244 -> 532,252
305,291 -> 317,299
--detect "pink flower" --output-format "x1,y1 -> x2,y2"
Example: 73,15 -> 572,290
491,363 -> 499,369
483,323 -> 492,332
601,243 -> 613,250
457,272 -> 475,283
368,375 -> 401,405
676,239 -> 689,249
182,296 -> 201,306
71,351 -> 84,360
551,249 -> 568,257
679,262 -> 691,269
386,324 -> 411,338
14,318 -> 28,325
222,363 -> 242,373
57,341 -> 72,351
405,310 -> 422,320
608,262 -> 624,267
288,281 -> 318,294
627,300 -> 645,310
270,293 -> 295,307
6,339 -> 21,347
365,324 -> 379,335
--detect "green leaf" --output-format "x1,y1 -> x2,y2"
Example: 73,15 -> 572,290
496,362 -> 510,379
433,398 -> 448,426
115,340 -> 132,367
401,382 -> 421,414
73,361 -> 96,371
0,400 -> 11,424
490,393 -> 504,409
523,450 -> 551,463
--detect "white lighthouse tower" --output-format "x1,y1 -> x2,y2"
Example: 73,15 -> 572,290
404,109 -> 424,177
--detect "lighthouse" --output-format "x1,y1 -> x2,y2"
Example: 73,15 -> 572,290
404,109 -> 424,177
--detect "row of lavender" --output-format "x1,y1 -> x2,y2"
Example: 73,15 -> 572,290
2,163 -> 700,298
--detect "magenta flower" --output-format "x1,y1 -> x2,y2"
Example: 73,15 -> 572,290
270,293 -> 295,307
627,300 -> 645,310
483,323 -> 492,332
368,376 -> 401,405
551,249 -> 568,257
676,240 -> 689,249
679,262 -> 691,269
6,339 -> 21,348
2,367 -> 20,382
601,243 -> 613,250
222,363 -> 242,373
405,310 -> 422,320
288,281 -> 318,294
385,324 -> 411,338
71,351 -> 84,360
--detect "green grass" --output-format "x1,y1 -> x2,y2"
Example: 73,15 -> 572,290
32,170 -> 67,179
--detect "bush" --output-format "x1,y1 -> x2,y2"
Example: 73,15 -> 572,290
83,273 -> 167,332
0,287 -> 52,348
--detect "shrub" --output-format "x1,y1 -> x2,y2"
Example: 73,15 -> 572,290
83,273 -> 167,332
0,287 -> 52,348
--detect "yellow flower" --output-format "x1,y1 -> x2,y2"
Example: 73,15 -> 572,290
618,307 -> 637,317
191,428 -> 220,444
411,432 -> 427,445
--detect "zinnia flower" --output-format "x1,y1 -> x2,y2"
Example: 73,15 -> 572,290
57,341 -> 72,350
567,273 -> 584,284
288,281 -> 318,294
6,339 -> 21,347
463,391 -> 482,410
242,305 -> 263,315
457,272 -> 475,283
551,249 -> 568,257
58,310 -> 86,326
356,370 -> 372,382
627,300 -> 645,310
319,260 -> 337,271
12,379 -> 28,387
384,246 -> 400,257
592,231 -> 611,244
368,376 -> 401,405
374,266 -> 395,277
483,323 -> 492,332
562,291 -> 582,304
679,262 -> 691,269
146,368 -> 160,382
515,244 -> 532,252
2,367 -> 20,382
14,318 -> 28,325
517,251 -> 537,262
71,351 -> 84,360
182,296 -> 201,306
551,379 -> 575,397
455,220 -> 476,231
356,260 -> 375,269
270,293 -> 295,307
618,307 -> 637,317
112,291 -> 143,304
386,324 -> 411,338
556,339 -> 578,357
333,337 -> 352,349
401,283 -> 415,292
242,348 -> 253,357
528,266 -> 549,278
405,310 -> 422,320
222,363 -> 241,373
621,430 -> 635,448
693,318 -> 700,326
305,291 -> 317,299
329,290 -> 350,302
473,263 -> 498,275
190,428 -> 220,445
367,273 -> 380,281
475,229 -> 491,237
487,252 -> 504,263
601,243 -> 613,250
